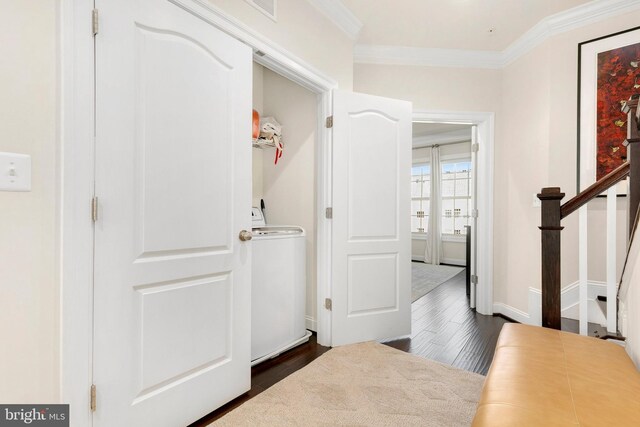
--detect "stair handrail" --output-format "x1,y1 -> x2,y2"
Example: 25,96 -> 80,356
537,95 -> 639,330
560,162 -> 630,219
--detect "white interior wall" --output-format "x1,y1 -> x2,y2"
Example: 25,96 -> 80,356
620,223 -> 640,367
621,272 -> 640,368
252,62 -> 265,207
253,65 -> 318,330
411,240 -> 467,266
495,40 -> 551,312
0,0 -> 59,402
411,141 -> 471,265
585,198 -> 628,283
355,64 -> 502,113
355,10 -> 640,318
619,189 -> 640,366
206,0 -> 354,89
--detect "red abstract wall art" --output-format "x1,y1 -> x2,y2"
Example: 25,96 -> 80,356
596,42 -> 640,179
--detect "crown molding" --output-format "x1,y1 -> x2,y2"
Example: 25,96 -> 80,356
502,0 -> 640,66
354,45 -> 503,69
354,0 -> 640,69
305,0 -> 362,40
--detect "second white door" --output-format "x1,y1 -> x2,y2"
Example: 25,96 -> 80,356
331,90 -> 412,346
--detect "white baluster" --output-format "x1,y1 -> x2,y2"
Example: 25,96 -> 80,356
579,206 -> 588,335
606,186 -> 617,333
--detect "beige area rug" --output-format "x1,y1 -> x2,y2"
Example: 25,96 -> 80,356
412,262 -> 464,302
212,342 -> 484,426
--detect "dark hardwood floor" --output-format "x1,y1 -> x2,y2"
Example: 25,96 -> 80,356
383,269 -> 509,375
192,268 -> 508,425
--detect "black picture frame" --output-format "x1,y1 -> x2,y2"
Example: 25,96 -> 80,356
577,25 -> 640,195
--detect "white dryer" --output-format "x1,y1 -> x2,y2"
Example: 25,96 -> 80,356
250,207 -> 311,365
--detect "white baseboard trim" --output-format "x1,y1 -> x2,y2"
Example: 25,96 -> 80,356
493,302 -> 531,324
528,281 -> 608,326
411,256 -> 466,266
495,280 -> 610,327
305,315 -> 317,332
441,258 -> 465,266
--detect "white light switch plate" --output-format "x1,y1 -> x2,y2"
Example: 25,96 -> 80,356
0,152 -> 31,192
532,193 -> 541,208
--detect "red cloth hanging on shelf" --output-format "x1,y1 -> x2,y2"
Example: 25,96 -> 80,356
252,109 -> 260,140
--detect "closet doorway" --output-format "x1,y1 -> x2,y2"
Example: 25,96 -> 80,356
411,123 -> 474,307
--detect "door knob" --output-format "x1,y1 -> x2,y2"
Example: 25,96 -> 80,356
239,230 -> 253,241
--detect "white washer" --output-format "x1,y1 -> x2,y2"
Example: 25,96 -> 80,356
251,208 -> 311,365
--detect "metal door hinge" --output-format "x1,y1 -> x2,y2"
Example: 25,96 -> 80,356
471,209 -> 478,218
90,384 -> 97,412
92,9 -> 99,36
326,116 -> 333,128
472,143 -> 479,153
91,197 -> 99,222
471,275 -> 478,285
324,298 -> 332,311
325,207 -> 333,219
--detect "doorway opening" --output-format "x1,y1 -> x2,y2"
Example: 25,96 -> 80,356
250,61 -> 319,364
410,122 -> 472,306
411,110 -> 495,316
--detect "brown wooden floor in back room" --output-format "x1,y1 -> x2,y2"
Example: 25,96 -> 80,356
191,269 -> 509,426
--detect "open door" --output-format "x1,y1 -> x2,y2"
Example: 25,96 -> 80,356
93,0 -> 252,425
331,90 -> 412,346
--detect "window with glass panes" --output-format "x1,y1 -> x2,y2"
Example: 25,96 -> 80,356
411,164 -> 430,233
441,160 -> 471,235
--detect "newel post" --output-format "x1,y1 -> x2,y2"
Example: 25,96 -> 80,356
623,94 -> 640,236
538,187 -> 565,330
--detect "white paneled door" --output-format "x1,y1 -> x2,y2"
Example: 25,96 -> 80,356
331,90 -> 412,346
93,0 -> 252,425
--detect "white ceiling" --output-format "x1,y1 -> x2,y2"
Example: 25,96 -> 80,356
342,0 -> 591,51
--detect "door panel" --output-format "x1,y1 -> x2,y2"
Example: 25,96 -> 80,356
347,112 -> 399,240
134,25 -> 232,255
348,253 -> 398,315
332,90 -> 412,346
93,0 -> 251,425
137,274 -> 231,393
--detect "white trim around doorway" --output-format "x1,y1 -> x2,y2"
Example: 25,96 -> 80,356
59,1 -> 96,426
60,1 -> 337,425
412,110 -> 495,315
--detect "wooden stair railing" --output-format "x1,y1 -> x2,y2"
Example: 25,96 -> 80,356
537,95 -> 640,330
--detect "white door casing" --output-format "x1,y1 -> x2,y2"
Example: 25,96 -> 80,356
470,125 -> 479,309
331,90 -> 412,346
93,0 -> 252,425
